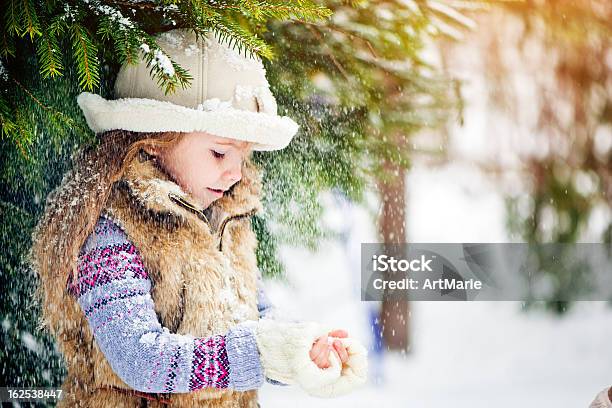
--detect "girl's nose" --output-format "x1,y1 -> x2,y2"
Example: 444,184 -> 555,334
225,161 -> 242,183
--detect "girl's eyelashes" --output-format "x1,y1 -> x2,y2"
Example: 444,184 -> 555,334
210,149 -> 225,159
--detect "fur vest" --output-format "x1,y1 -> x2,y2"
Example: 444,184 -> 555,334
59,149 -> 264,408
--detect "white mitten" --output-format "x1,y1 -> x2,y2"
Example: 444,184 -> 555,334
301,336 -> 368,398
245,318 -> 342,388
590,387 -> 612,408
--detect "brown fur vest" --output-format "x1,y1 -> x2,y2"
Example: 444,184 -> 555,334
58,149 -> 264,407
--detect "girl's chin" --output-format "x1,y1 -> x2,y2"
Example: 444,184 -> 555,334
191,195 -> 213,210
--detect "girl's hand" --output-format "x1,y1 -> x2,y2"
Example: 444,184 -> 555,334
308,329 -> 350,369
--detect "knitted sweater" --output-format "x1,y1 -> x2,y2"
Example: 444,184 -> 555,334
67,214 -> 284,394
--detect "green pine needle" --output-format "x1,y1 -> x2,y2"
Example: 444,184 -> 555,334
4,0 -> 22,37
20,0 -> 43,40
36,28 -> 64,78
70,23 -> 100,91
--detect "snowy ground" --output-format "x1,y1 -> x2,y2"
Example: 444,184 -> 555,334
257,162 -> 612,408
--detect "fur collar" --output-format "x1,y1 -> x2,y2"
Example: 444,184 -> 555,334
110,148 -> 263,233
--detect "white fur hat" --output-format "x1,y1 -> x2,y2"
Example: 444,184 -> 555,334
76,29 -> 299,151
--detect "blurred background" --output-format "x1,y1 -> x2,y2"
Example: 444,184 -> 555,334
258,3 -> 612,406
1,1 -> 611,407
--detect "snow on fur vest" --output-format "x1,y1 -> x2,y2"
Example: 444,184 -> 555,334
58,148 -> 264,407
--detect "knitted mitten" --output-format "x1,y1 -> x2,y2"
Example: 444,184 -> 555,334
241,319 -> 368,397
590,387 -> 612,408
299,336 -> 368,398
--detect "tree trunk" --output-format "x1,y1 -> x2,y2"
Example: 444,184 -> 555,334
377,149 -> 411,352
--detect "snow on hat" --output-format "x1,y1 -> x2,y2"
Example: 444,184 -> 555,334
76,28 -> 299,151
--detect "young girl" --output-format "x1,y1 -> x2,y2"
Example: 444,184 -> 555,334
29,29 -> 367,407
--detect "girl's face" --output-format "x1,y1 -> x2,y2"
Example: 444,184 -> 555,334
148,132 -> 252,209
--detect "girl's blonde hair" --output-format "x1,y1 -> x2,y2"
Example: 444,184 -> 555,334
28,129 -> 182,335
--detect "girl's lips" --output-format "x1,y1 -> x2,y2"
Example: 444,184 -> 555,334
207,187 -> 224,198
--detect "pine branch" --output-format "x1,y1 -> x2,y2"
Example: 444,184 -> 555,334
3,77 -> 89,153
143,43 -> 194,95
211,20 -> 273,59
14,109 -> 35,159
48,14 -> 69,37
91,1 -> 195,95
1,30 -> 16,58
70,23 -> 100,91
96,19 -> 193,94
36,25 -> 64,78
0,0 -> 336,154
1,94 -> 33,159
0,95 -> 18,141
92,0 -> 143,67
188,1 -> 274,59
235,0 -> 333,23
108,0 -> 331,25
4,0 -> 22,37
19,0 -> 43,40
96,15 -> 141,64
